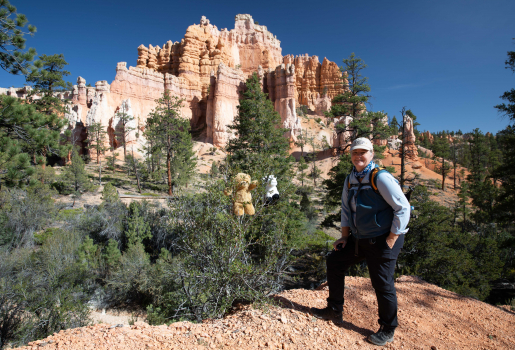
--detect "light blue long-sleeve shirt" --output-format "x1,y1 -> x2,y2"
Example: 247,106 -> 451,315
341,164 -> 410,235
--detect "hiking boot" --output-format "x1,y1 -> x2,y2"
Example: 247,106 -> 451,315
367,326 -> 395,346
310,306 -> 343,324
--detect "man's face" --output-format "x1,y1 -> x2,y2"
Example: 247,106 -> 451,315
351,149 -> 373,171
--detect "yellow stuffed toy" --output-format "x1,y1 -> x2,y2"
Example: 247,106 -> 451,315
224,173 -> 258,216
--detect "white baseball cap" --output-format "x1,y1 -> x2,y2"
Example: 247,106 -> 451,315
350,137 -> 374,152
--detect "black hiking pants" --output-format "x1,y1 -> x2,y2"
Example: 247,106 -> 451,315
326,232 -> 404,330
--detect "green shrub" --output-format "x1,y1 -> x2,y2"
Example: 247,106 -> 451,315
34,227 -> 62,245
138,182 -> 301,323
0,185 -> 58,249
299,230 -> 333,250
385,166 -> 396,174
141,192 -> 159,197
397,186 -> 503,300
0,229 -> 91,348
58,208 -> 83,220
102,182 -> 119,203
51,180 -> 72,194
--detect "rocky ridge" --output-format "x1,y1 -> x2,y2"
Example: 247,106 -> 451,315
14,276 -> 515,350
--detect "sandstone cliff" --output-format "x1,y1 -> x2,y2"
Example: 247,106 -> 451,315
0,15 -> 350,155
60,15 -> 345,153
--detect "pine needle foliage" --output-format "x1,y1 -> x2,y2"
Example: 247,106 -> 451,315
0,0 -> 37,75
0,95 -> 64,187
226,73 -> 290,177
398,185 -> 502,300
146,90 -> 196,195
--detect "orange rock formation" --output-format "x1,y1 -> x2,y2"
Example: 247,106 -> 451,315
283,54 -> 342,110
3,15 -> 345,154
400,114 -> 418,161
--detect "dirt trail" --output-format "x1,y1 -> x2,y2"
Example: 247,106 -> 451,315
16,276 -> 515,350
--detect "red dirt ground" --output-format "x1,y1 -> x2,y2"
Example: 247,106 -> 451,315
16,276 -> 515,350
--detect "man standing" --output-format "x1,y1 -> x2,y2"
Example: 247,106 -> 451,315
311,137 -> 410,346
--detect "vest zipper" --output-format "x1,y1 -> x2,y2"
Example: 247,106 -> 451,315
354,180 -> 364,256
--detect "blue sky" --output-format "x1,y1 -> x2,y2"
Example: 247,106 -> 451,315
1,0 -> 514,134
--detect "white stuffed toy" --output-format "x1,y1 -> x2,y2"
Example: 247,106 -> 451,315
263,175 -> 280,206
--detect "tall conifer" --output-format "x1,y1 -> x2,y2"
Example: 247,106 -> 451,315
146,90 -> 196,195
226,73 -> 290,177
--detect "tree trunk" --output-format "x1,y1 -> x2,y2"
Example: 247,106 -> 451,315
400,121 -> 406,191
132,147 -> 142,194
99,157 -> 102,186
122,125 -> 127,161
42,148 -> 47,171
441,156 -> 446,190
453,161 -> 456,190
167,153 -> 172,196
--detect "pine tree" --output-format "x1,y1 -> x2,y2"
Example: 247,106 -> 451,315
296,156 -> 309,187
327,52 -> 370,120
210,161 -> 219,178
325,53 -> 391,154
25,54 -> 71,164
146,90 -> 196,195
494,41 -> 515,122
432,135 -> 451,190
141,118 -> 164,184
307,135 -> 322,188
125,147 -> 143,193
457,180 -> 470,224
224,72 -> 304,255
101,182 -> 119,203
321,154 -> 353,227
450,138 -> 461,190
115,104 -> 135,161
62,148 -> 93,205
0,95 -> 64,186
125,202 -> 151,248
226,73 -> 291,177
86,122 -> 108,185
105,149 -> 119,172
103,238 -> 122,270
491,43 -> 515,226
26,54 -> 71,116
322,54 -> 391,224
0,0 -> 37,75
390,116 -> 399,135
467,129 -> 498,224
294,129 -> 309,158
398,185 -> 502,300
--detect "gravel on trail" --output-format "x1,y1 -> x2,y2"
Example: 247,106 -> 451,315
15,276 -> 515,350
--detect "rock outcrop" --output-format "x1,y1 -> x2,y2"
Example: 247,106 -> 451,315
332,116 -> 353,151
419,130 -> 434,144
283,54 -> 342,112
400,114 -> 418,161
